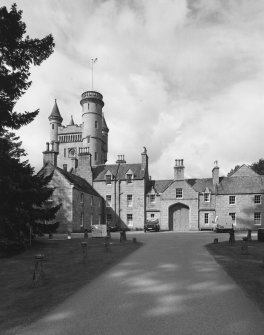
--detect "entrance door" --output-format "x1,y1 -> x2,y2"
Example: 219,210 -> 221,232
169,203 -> 189,231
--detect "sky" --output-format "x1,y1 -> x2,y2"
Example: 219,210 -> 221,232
3,0 -> 264,180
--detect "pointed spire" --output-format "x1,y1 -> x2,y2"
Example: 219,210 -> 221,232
102,114 -> 109,132
69,115 -> 75,126
48,99 -> 63,123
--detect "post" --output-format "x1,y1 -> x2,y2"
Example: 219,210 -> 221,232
32,254 -> 45,286
81,242 -> 88,263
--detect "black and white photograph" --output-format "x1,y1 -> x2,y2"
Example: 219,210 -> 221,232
1,1 -> 264,334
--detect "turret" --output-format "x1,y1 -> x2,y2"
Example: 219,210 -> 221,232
48,99 -> 63,153
80,91 -> 105,166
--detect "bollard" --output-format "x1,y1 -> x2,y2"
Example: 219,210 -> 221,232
241,240 -> 249,255
67,232 -> 72,240
133,237 -> 137,244
48,231 -> 53,239
104,236 -> 110,252
81,242 -> 88,262
247,229 -> 252,241
32,254 -> 45,286
84,229 -> 88,239
120,230 -> 127,243
229,229 -> 235,245
213,238 -> 218,244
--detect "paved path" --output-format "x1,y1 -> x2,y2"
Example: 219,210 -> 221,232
11,232 -> 264,335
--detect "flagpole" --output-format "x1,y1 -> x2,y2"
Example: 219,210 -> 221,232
91,58 -> 98,91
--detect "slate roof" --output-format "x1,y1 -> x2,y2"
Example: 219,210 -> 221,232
48,100 -> 63,123
217,175 -> 264,194
39,163 -> 101,197
93,163 -> 145,181
147,174 -> 264,195
146,180 -> 173,194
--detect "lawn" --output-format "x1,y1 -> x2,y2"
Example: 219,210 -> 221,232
206,236 -> 264,313
0,234 -> 140,333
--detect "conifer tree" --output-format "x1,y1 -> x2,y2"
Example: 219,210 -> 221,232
0,4 -> 59,242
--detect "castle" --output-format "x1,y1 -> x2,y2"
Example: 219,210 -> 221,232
39,90 -> 264,233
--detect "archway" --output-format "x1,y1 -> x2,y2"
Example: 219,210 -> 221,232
169,203 -> 190,231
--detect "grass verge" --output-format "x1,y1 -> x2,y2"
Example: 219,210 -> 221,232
0,235 -> 141,333
206,239 -> 264,313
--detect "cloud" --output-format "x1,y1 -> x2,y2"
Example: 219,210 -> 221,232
3,0 -> 264,180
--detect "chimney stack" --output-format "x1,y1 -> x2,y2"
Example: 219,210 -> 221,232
174,159 -> 184,180
212,160 -> 219,186
43,142 -> 58,167
116,155 -> 126,164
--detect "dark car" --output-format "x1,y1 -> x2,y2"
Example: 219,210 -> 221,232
144,220 -> 160,232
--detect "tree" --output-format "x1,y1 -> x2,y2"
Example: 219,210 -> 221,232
0,132 -> 60,241
227,165 -> 241,177
251,159 -> 264,175
0,4 -> 59,243
0,4 -> 54,132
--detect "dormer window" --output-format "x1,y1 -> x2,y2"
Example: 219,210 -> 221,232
106,175 -> 112,185
204,193 -> 210,202
126,174 -> 132,183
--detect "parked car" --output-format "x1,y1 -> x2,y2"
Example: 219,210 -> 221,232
214,224 -> 233,233
144,220 -> 160,232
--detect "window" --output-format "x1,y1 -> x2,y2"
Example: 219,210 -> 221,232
95,152 -> 98,161
127,214 -> 133,227
106,175 -> 112,185
229,212 -> 236,224
204,193 -> 210,202
229,196 -> 236,205
80,212 -> 84,227
91,196 -> 93,206
151,214 -> 155,219
254,212 -> 261,225
64,148 -> 66,158
106,214 -> 112,225
95,120 -> 98,129
81,193 -> 84,203
204,213 -> 209,224
127,195 -> 133,207
176,188 -> 183,199
52,124 -> 54,129
126,174 -> 132,183
255,195 -> 261,204
106,195 -> 111,207
87,136 -> 90,143
150,195 -> 156,203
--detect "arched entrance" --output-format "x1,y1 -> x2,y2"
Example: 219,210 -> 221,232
169,203 -> 190,231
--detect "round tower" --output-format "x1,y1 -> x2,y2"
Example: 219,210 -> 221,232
48,99 -> 63,152
80,91 -> 105,166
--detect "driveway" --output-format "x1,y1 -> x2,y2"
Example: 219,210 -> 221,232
10,232 -> 264,335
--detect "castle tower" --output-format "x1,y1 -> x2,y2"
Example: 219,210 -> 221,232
80,91 -> 105,166
48,100 -> 63,153
102,114 -> 109,164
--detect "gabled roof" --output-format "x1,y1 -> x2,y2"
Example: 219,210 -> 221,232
93,163 -> 145,181
39,163 -> 101,197
229,164 -> 259,178
48,100 -> 63,123
146,180 -> 174,194
217,175 -> 264,194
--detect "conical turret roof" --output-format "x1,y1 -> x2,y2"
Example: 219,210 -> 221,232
69,115 -> 75,126
102,115 -> 109,132
48,99 -> 63,123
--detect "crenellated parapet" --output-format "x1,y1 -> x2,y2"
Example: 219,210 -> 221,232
80,91 -> 104,107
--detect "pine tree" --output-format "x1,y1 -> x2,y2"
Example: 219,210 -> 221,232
0,4 -> 59,243
0,4 -> 54,131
